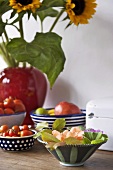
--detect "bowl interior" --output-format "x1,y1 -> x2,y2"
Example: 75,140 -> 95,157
0,112 -> 26,128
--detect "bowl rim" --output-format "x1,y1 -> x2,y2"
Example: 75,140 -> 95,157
37,136 -> 106,147
0,129 -> 36,139
30,109 -> 86,118
0,111 -> 26,117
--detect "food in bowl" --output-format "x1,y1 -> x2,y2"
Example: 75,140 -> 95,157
0,97 -> 26,127
54,101 -> 82,115
31,101 -> 85,128
0,96 -> 26,114
34,101 -> 81,116
35,119 -> 108,166
0,124 -> 36,151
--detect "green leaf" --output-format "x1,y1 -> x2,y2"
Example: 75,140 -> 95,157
33,131 -> 42,139
35,121 -> 49,131
83,132 -> 108,144
65,137 -> 83,145
83,137 -> 91,144
37,7 -> 58,22
52,118 -> 66,131
7,32 -> 66,87
91,139 -> 104,144
41,0 -> 65,8
0,0 -> 11,16
41,131 -> 60,142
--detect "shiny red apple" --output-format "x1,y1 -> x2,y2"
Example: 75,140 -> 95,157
54,101 -> 81,115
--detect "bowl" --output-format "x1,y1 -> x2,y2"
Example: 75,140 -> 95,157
0,112 -> 26,128
0,130 -> 36,151
46,143 -> 105,167
30,109 -> 86,128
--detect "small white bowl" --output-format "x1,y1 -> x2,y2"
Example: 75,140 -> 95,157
0,112 -> 26,128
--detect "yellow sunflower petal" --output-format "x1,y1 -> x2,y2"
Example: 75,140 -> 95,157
9,0 -> 41,13
65,0 -> 97,26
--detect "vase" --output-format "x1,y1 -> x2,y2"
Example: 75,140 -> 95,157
0,67 -> 47,125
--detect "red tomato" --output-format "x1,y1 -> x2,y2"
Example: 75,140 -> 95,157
0,125 -> 9,133
8,129 -> 17,137
21,125 -> 29,130
2,131 -> 9,137
12,125 -> 20,134
14,99 -> 26,112
4,108 -> 14,114
20,130 -> 33,137
3,96 -> 15,109
0,108 -> 4,114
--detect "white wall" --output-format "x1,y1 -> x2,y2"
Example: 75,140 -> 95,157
43,0 -> 113,109
0,1 -> 113,109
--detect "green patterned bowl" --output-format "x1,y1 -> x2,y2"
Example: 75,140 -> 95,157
46,143 -> 105,167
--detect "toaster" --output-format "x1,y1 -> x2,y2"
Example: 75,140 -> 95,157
86,96 -> 113,151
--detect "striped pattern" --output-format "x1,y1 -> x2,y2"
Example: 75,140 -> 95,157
30,109 -> 86,128
47,143 -> 103,166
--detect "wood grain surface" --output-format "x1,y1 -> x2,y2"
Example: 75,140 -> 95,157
0,140 -> 113,170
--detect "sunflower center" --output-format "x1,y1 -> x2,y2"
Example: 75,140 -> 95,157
72,0 -> 85,15
16,0 -> 33,5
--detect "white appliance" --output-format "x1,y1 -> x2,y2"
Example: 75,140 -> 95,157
86,97 -> 113,151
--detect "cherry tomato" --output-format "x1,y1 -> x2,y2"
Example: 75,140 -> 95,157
20,130 -> 33,137
2,131 -> 9,137
8,129 -> 17,137
3,96 -> 15,109
21,125 -> 29,130
14,99 -> 26,112
4,108 -> 14,114
12,125 -> 20,134
0,125 -> 9,133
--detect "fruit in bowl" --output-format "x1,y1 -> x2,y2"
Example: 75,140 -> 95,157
0,124 -> 36,151
0,96 -> 26,127
34,101 -> 82,116
35,119 -> 108,166
54,101 -> 82,115
30,101 -> 85,128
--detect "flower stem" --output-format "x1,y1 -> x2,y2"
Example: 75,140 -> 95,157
19,19 -> 24,39
49,9 -> 65,32
0,33 -> 17,67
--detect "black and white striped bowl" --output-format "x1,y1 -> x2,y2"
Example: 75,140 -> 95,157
47,143 -> 105,167
30,109 -> 86,128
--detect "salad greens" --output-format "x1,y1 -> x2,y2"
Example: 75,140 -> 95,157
34,118 -> 108,149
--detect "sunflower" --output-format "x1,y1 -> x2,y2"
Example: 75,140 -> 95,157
65,0 -> 97,26
9,0 -> 41,13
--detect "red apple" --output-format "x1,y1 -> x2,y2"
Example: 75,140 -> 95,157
54,101 -> 81,115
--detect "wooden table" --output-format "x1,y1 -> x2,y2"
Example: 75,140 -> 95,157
0,140 -> 113,170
